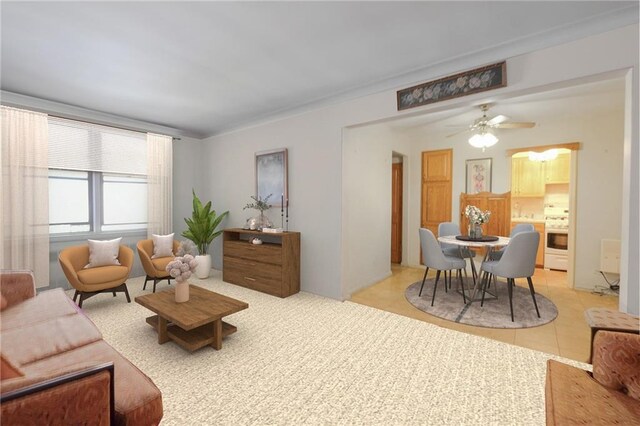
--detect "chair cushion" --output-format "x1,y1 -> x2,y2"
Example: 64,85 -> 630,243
151,257 -> 173,274
0,289 -> 78,331
152,233 -> 174,258
21,340 -> 163,425
77,265 -> 129,286
545,359 -> 640,424
0,314 -> 103,366
443,255 -> 466,270
85,238 -> 122,268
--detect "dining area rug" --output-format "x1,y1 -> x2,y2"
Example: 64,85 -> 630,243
405,278 -> 558,328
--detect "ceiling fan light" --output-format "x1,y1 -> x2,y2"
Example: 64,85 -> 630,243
468,132 -> 498,149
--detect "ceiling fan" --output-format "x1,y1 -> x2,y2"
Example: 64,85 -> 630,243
446,104 -> 536,139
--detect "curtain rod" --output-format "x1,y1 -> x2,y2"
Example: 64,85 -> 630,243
48,113 -> 182,140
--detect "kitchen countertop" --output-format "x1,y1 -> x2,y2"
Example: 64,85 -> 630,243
511,218 -> 546,224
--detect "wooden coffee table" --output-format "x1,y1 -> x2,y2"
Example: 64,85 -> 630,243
134,285 -> 248,351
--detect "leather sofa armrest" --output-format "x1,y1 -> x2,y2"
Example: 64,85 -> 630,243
0,270 -> 36,307
1,363 -> 114,425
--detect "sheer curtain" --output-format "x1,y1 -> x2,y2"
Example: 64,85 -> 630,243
146,133 -> 173,237
1,106 -> 50,287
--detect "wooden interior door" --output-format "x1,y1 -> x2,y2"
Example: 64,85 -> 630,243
391,162 -> 403,264
421,149 -> 453,238
460,191 -> 511,237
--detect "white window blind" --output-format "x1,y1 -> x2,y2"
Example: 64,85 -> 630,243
48,117 -> 147,175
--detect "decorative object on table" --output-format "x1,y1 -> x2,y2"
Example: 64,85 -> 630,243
182,190 -> 229,279
165,254 -> 197,303
262,228 -> 283,234
250,238 -> 263,245
464,205 -> 491,239
255,148 -> 288,205
243,194 -> 273,231
397,61 -> 506,111
465,158 -> 492,193
285,197 -> 289,232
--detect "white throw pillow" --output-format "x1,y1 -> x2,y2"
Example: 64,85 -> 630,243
152,233 -> 174,259
85,238 -> 122,269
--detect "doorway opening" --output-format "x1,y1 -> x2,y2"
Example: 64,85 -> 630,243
509,144 -> 577,288
391,153 -> 404,264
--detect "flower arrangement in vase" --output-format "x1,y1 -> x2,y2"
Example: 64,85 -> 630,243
166,254 -> 197,302
243,194 -> 273,230
464,205 -> 491,239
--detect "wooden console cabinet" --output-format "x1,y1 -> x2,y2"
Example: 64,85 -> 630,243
222,228 -> 300,298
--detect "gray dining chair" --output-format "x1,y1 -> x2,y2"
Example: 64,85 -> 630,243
438,222 -> 476,259
480,231 -> 541,322
419,228 -> 467,306
488,223 -> 535,261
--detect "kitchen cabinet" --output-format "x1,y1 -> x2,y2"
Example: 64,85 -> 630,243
545,153 -> 570,184
512,157 -> 545,197
511,221 -> 545,267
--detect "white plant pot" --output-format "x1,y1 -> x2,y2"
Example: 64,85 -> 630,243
195,254 -> 212,279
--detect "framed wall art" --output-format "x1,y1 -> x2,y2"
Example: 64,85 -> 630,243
466,158 -> 492,194
255,148 -> 288,206
397,61 -> 506,111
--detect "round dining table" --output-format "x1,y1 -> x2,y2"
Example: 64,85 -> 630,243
437,235 -> 510,303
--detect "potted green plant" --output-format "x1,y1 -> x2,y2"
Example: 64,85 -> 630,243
182,190 -> 229,279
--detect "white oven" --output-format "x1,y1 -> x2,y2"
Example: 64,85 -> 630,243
544,205 -> 569,271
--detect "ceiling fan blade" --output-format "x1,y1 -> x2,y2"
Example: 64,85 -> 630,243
486,114 -> 509,126
494,121 -> 536,129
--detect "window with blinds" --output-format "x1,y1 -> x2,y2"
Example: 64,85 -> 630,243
48,117 -> 148,234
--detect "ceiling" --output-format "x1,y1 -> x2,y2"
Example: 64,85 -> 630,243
1,1 -> 637,138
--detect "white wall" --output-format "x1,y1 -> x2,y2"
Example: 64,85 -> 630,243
198,24 -> 639,312
341,123 -> 410,297
399,108 -> 624,292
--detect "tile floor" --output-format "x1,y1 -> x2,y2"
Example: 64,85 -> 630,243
350,264 -> 619,362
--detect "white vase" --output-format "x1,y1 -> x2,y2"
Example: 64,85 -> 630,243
175,281 -> 189,303
195,254 -> 212,279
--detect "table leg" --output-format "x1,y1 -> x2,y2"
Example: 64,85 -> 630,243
157,316 -> 169,344
211,319 -> 222,350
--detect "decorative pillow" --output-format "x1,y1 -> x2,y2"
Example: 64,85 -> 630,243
1,355 -> 22,379
85,238 -> 122,269
152,233 -> 174,259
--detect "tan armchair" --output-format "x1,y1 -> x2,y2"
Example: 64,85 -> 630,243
58,245 -> 133,308
136,239 -> 179,292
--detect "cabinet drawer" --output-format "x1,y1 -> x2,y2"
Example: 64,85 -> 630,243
223,256 -> 283,297
223,241 -> 283,265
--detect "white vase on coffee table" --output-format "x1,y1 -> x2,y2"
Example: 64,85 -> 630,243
194,254 -> 211,279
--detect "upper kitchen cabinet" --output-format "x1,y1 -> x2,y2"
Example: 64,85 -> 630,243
545,153 -> 570,184
512,157 -> 545,197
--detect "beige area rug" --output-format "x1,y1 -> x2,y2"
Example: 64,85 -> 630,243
405,278 -> 558,329
75,272 -> 587,425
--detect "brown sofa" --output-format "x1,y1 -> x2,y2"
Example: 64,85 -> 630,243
545,330 -> 640,425
0,270 -> 163,425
